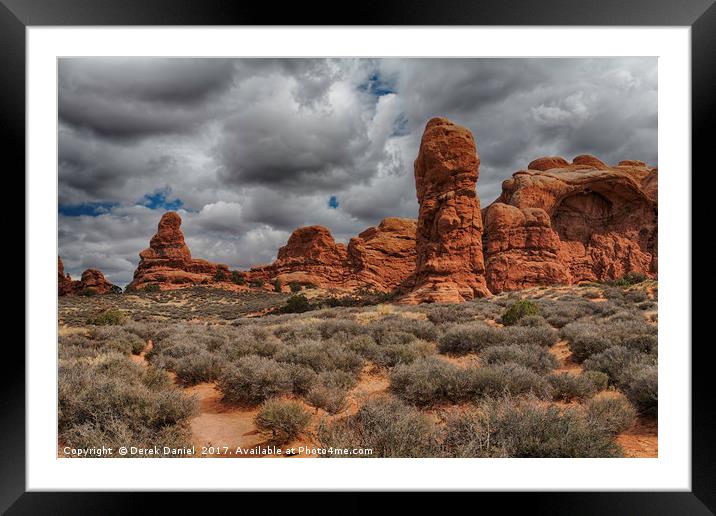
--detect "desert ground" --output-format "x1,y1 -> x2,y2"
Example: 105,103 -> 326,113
58,277 -> 657,458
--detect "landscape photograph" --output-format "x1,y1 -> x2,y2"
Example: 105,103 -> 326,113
58,57 -> 658,459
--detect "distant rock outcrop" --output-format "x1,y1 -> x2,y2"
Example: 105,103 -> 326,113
58,256 -> 118,295
249,217 -> 417,291
128,211 -> 230,290
402,117 -> 490,303
483,155 -> 657,293
58,256 -> 75,296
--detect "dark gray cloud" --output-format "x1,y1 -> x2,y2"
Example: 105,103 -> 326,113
58,57 -> 657,286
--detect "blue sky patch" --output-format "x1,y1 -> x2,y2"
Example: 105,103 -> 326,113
360,73 -> 396,97
59,202 -> 117,217
141,189 -> 184,211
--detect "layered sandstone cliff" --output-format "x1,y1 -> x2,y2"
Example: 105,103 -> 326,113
249,217 -> 417,291
483,155 -> 657,293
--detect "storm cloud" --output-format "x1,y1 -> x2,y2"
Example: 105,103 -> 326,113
58,57 -> 657,286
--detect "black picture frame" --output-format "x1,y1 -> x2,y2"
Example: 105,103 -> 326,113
4,0 -> 709,513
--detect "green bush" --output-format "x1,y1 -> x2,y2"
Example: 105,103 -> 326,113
501,300 -> 540,326
273,278 -> 283,292
86,309 -> 126,326
254,399 -> 311,444
217,355 -> 293,404
143,284 -> 161,293
231,271 -> 246,285
282,295 -> 312,314
610,272 -> 647,287
481,344 -> 558,374
250,279 -> 265,288
289,281 -> 302,293
585,393 -> 637,434
213,269 -> 227,282
317,396 -> 440,457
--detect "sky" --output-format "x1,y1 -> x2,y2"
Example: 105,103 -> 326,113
58,57 -> 657,286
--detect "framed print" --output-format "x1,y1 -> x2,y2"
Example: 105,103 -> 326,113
4,0 -> 712,512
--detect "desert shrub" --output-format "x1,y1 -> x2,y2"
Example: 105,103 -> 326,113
426,305 -> 475,325
317,396 -> 440,457
89,326 -> 147,355
583,346 -> 655,386
441,408 -> 508,457
517,315 -> 550,327
483,395 -> 623,457
481,344 -> 558,374
619,363 -> 658,415
343,334 -> 381,360
390,358 -> 552,406
285,364 -> 318,395
273,278 -> 282,292
274,323 -> 322,344
173,352 -> 223,386
317,319 -> 366,339
570,335 -> 612,362
144,284 -> 161,293
389,358 -> 458,406
582,290 -> 602,299
610,272 -> 647,287
78,288 -> 97,297
282,295 -> 312,314
585,393 -> 637,434
502,325 -> 559,347
369,317 -> 439,343
376,339 -> 434,367
231,270 -> 245,284
86,308 -> 126,326
501,300 -> 540,326
274,340 -> 364,374
437,323 -> 502,355
306,384 -> 349,414
217,356 -> 293,404
250,279 -> 265,288
254,399 -> 310,444
562,316 -> 656,359
535,298 -> 603,328
462,363 -> 552,400
623,334 -> 658,354
221,332 -> 285,360
548,371 -> 608,401
289,281 -> 302,293
59,354 -> 196,453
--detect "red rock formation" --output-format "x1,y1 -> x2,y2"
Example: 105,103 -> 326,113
77,269 -> 117,294
249,218 -> 417,291
484,155 -> 657,293
58,256 -> 75,296
128,211 -> 230,290
402,117 -> 490,303
348,217 -> 417,290
250,225 -> 351,288
58,256 -> 119,295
